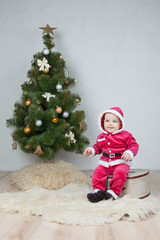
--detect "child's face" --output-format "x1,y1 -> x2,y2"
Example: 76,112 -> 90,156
104,113 -> 121,133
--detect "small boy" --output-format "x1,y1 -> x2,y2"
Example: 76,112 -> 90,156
84,107 -> 139,202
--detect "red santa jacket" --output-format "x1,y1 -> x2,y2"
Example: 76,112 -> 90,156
88,107 -> 139,168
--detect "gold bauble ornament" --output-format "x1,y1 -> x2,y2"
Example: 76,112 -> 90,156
24,126 -> 31,134
44,67 -> 49,73
25,99 -> 32,106
56,107 -> 62,114
52,117 -> 58,123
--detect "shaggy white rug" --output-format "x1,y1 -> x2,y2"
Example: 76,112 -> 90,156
0,183 -> 159,226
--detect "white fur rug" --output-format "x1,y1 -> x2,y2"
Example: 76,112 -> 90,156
0,183 -> 159,226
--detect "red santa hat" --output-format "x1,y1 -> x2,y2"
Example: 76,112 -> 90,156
99,107 -> 125,134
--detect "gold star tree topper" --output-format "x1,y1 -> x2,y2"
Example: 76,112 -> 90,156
39,24 -> 57,35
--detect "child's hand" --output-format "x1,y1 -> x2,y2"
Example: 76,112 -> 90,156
121,153 -> 131,161
83,149 -> 92,157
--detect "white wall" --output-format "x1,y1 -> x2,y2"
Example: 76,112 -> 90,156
0,0 -> 160,170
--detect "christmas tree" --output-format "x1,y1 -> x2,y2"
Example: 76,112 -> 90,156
6,24 -> 89,160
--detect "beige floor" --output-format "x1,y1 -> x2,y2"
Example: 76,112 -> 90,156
0,170 -> 160,240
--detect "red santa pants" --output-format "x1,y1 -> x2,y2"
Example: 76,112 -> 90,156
92,164 -> 130,198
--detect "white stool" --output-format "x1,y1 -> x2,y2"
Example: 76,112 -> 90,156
106,169 -> 150,199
